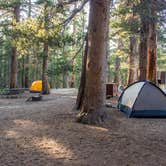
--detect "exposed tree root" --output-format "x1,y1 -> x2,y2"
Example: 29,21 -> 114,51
76,107 -> 107,125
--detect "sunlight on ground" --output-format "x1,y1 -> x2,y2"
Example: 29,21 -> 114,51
4,119 -> 75,161
14,119 -> 37,126
33,137 -> 74,160
5,130 -> 75,161
86,125 -> 109,132
5,130 -> 20,139
51,88 -> 78,95
13,119 -> 48,130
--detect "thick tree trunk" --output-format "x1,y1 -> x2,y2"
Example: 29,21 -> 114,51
75,15 -> 87,110
42,42 -> 50,94
139,1 -> 157,83
77,0 -> 110,124
139,19 -> 148,81
76,35 -> 88,110
146,14 -> 157,83
128,36 -> 138,85
10,47 -> 18,88
106,4 -> 111,83
10,4 -> 20,88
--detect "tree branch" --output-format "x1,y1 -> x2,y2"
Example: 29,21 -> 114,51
62,0 -> 89,26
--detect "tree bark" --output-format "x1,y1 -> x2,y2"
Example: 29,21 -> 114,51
139,19 -> 148,81
42,2 -> 50,94
24,0 -> 32,88
114,56 -> 120,84
139,1 -> 157,83
62,41 -> 68,88
62,72 -> 68,88
25,55 -> 29,88
10,47 -> 18,88
75,34 -> 88,110
10,3 -> 20,88
77,0 -> 110,124
106,2 -> 111,83
128,36 -> 138,85
42,42 -> 50,94
21,55 -> 25,88
146,12 -> 157,83
75,12 -> 87,110
114,40 -> 123,84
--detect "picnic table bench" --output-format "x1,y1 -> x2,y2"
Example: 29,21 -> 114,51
0,88 -> 29,98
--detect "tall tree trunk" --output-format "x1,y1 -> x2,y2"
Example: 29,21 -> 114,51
146,12 -> 157,83
62,47 -> 68,88
10,48 -> 17,88
139,1 -> 157,83
75,34 -> 88,110
77,0 -> 110,124
62,72 -> 68,88
106,1 -> 111,83
114,57 -> 120,83
114,40 -> 123,84
42,42 -> 50,94
61,26 -> 68,88
25,55 -> 29,88
139,19 -> 148,81
128,36 -> 138,85
42,2 -> 50,94
75,12 -> 87,110
24,0 -> 32,88
34,55 -> 38,81
21,56 -> 25,88
10,4 -> 20,88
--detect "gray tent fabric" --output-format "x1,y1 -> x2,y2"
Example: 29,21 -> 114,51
118,81 -> 166,117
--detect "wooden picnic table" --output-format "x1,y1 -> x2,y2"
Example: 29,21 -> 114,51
0,88 -> 29,98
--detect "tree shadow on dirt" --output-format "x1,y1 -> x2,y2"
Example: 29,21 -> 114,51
1,93 -> 166,166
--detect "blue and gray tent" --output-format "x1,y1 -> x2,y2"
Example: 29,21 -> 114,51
118,81 -> 166,118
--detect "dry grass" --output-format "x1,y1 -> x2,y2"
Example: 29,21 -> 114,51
0,89 -> 166,166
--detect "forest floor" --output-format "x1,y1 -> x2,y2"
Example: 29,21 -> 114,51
0,89 -> 166,166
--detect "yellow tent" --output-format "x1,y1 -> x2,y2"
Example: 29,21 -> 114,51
30,80 -> 50,92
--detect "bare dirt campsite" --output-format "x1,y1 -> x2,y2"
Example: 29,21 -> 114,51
0,0 -> 166,166
0,89 -> 166,166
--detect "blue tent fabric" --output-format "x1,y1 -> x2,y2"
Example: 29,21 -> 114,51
118,81 -> 166,118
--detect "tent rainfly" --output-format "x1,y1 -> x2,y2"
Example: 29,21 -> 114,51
30,80 -> 50,93
118,81 -> 166,118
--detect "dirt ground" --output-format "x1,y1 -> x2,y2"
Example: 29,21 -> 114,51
0,89 -> 166,166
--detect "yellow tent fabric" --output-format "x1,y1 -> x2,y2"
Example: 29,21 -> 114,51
30,80 -> 50,92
